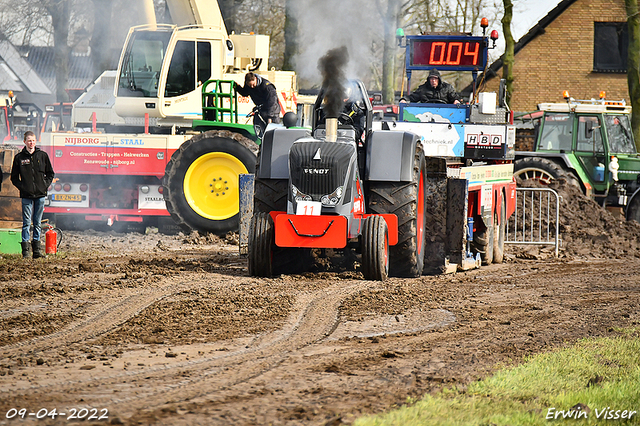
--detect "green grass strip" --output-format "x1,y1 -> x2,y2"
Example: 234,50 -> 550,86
355,328 -> 640,425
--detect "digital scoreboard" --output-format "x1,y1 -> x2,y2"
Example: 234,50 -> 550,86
406,35 -> 488,72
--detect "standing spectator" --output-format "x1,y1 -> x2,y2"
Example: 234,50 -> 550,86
235,72 -> 281,134
11,131 -> 55,258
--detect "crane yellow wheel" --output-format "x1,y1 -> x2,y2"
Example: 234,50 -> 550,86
183,152 -> 248,220
163,130 -> 257,234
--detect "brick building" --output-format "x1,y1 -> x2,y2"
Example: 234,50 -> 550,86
481,0 -> 631,112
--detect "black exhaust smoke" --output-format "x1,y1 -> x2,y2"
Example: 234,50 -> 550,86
317,46 -> 349,118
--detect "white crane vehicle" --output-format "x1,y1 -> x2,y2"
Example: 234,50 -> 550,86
40,0 -> 298,234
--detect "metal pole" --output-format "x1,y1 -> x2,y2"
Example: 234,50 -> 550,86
238,173 -> 255,255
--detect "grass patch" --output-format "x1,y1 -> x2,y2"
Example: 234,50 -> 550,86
354,328 -> 640,425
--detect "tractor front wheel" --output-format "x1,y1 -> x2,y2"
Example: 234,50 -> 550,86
361,215 -> 389,281
248,212 -> 274,277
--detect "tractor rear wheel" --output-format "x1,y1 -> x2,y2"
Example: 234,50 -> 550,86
248,212 -> 274,277
163,130 -> 258,234
368,146 -> 426,277
361,215 -> 389,281
514,157 -> 581,189
253,162 -> 288,213
492,192 -> 506,263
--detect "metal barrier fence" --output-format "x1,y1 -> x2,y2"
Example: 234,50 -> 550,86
505,187 -> 561,256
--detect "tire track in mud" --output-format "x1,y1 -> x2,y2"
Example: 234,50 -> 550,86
109,279 -> 375,419
0,276 -> 218,359
2,279 -> 377,420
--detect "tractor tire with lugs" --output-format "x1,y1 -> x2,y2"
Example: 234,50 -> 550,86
163,130 -> 258,234
367,146 -> 427,277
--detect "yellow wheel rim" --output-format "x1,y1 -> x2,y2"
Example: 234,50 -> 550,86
183,152 -> 248,221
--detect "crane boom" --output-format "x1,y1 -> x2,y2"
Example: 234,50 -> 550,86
136,0 -> 157,27
166,0 -> 227,29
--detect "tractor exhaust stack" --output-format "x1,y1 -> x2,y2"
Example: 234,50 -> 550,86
326,118 -> 338,142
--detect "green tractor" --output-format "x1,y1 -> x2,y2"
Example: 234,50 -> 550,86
514,94 -> 640,222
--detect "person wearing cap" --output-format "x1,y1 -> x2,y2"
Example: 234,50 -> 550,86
408,69 -> 462,104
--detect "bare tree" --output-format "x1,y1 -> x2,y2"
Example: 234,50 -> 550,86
501,0 -> 514,106
282,0 -> 297,71
90,0 -> 113,79
45,0 -> 72,102
377,0 -> 402,103
219,0 -> 245,34
0,0 -> 51,46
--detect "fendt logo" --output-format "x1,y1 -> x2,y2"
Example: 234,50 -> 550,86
304,168 -> 330,174
64,137 -> 100,145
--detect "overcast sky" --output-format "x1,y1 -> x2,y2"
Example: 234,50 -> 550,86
512,0 -> 562,40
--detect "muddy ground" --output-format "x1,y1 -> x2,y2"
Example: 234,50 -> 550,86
1,182 -> 640,426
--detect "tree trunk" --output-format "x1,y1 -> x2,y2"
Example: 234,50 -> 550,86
626,0 -> 640,150
48,0 -> 72,103
382,0 -> 401,104
501,0 -> 514,106
90,0 -> 114,80
282,0 -> 297,71
219,0 -> 239,34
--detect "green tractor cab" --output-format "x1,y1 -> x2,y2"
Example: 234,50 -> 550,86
514,95 -> 640,222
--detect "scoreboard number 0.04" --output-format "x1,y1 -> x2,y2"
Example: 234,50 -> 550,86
411,40 -> 484,67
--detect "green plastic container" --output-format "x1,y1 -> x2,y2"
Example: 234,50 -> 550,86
0,228 -> 21,254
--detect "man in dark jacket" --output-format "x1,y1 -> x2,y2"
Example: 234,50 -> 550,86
408,68 -> 462,104
235,72 -> 281,134
11,131 -> 55,258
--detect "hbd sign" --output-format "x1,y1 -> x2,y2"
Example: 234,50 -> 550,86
466,134 -> 503,147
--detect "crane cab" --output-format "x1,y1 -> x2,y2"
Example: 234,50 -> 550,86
114,24 -> 236,124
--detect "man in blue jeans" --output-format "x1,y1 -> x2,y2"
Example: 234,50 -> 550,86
11,131 -> 55,258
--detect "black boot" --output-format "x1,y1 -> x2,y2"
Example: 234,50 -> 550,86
21,241 -> 32,259
32,240 -> 44,259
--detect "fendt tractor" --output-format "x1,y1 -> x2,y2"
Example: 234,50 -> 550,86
39,0 -> 298,233
248,23 -> 517,280
514,92 -> 640,222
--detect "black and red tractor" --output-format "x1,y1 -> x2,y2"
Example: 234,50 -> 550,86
248,80 -> 426,280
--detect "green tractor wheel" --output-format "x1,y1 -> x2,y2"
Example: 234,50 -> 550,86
514,157 -> 581,189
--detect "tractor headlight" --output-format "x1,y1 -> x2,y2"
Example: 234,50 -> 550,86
321,186 -> 343,206
292,184 -> 312,202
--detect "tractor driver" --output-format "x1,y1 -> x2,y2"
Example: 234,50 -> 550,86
235,72 -> 281,134
341,85 -> 366,142
408,68 -> 462,105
